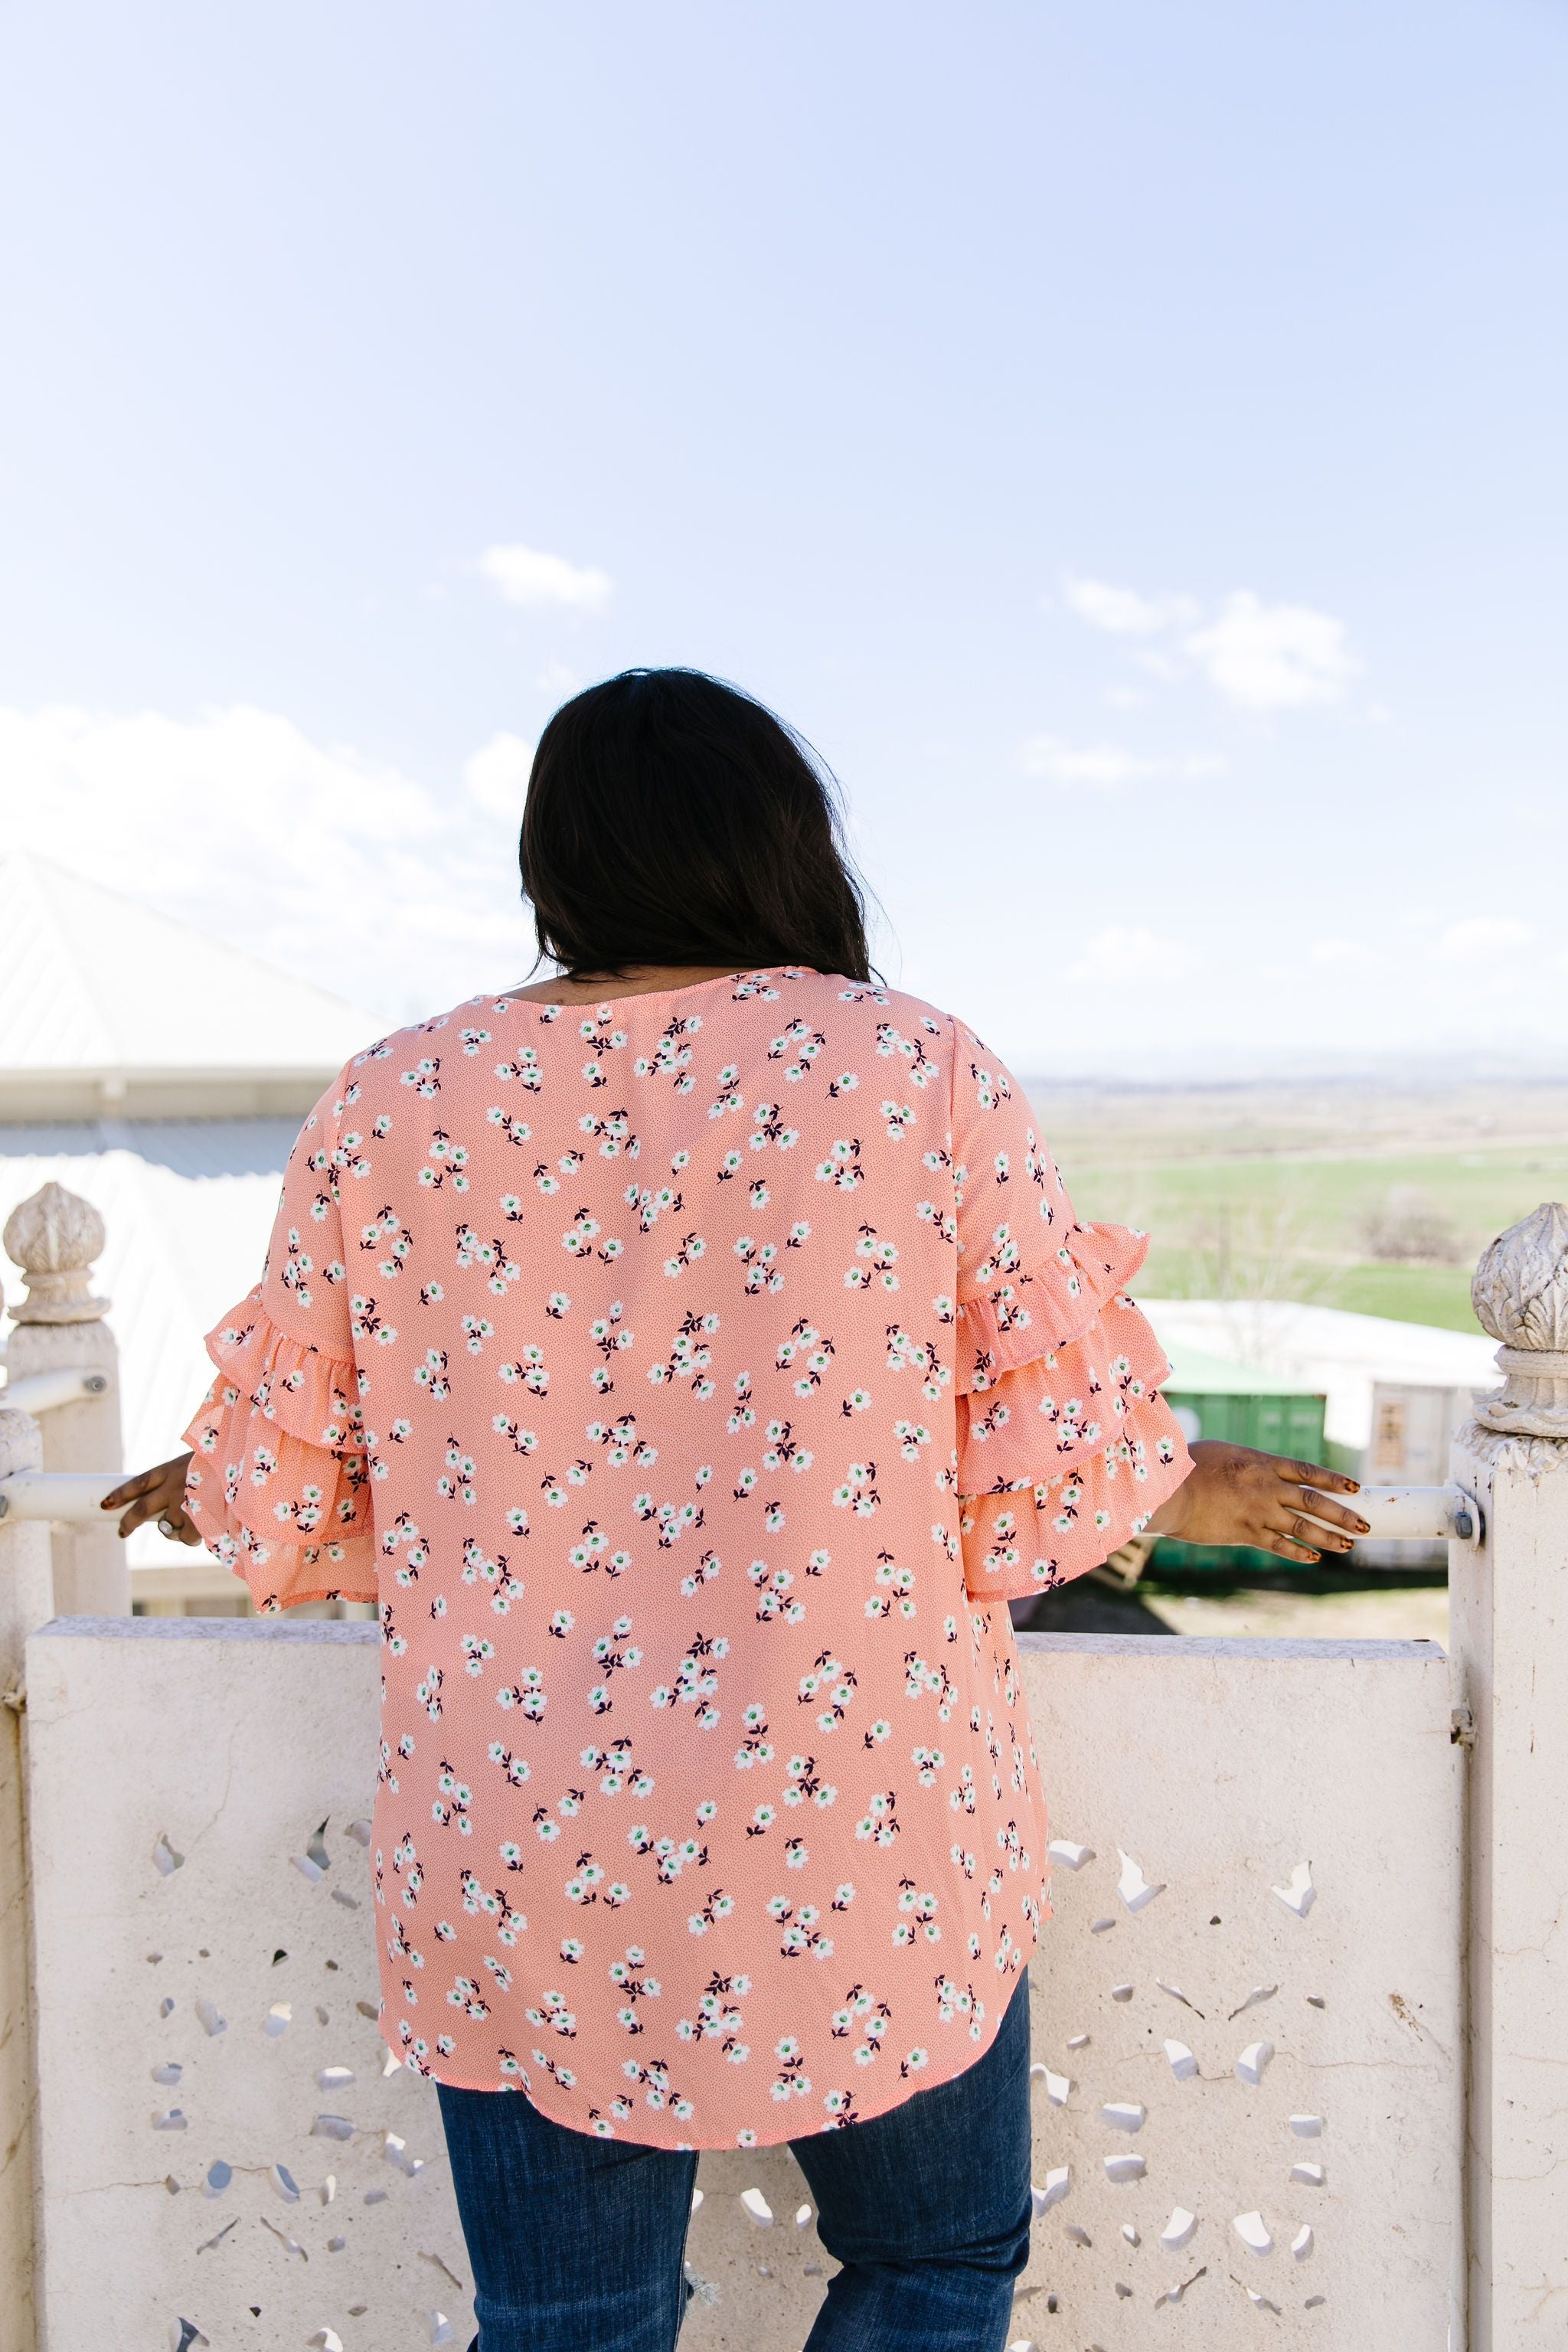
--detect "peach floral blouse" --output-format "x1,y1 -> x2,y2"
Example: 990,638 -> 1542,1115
182,967 -> 1191,2148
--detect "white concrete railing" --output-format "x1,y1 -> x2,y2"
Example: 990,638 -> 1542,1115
0,1408 -> 51,2352
1,1182 -> 126,1615
0,1186 -> 130,2348
1451,1200 -> 1568,2346
23,1614 -> 1462,2352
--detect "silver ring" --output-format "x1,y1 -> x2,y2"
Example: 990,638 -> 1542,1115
158,1515 -> 178,1538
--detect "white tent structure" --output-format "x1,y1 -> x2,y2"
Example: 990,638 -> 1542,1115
0,854 -> 384,1599
0,851 -> 376,1119
1137,1295 -> 1496,1458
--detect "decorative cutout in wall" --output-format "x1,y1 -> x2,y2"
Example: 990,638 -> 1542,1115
1009,1769 -> 1452,2342
34,1706 -> 479,2349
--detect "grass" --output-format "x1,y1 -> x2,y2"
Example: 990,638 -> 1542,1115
1136,1243 -> 1481,1331
1316,1261 -> 1479,1330
1024,1086 -> 1568,1336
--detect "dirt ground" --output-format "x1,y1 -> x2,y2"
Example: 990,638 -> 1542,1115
1145,1577 -> 1449,1642
1015,1570 -> 1450,1645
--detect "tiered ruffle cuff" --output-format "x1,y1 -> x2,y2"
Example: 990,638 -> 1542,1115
956,1223 -> 1192,1602
180,1290 -> 377,1611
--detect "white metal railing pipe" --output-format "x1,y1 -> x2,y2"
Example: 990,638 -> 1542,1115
1312,1481 -> 1482,1546
0,1369 -> 110,1417
0,1475 -> 1485,1540
0,1472 -> 122,1527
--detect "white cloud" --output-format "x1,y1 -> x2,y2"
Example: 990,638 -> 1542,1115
1021,737 -> 1225,788
1023,737 -> 1160,787
1184,591 -> 1358,710
1063,577 -> 1197,635
1437,916 -> 1535,962
1134,647 -> 1185,684
0,703 -> 532,1022
1061,573 -> 1362,713
464,730 -> 534,820
1309,936 -> 1388,972
479,542 -> 613,614
535,660 -> 583,700
1067,926 -> 1200,985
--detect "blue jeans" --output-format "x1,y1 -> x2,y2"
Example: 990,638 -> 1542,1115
436,1968 -> 1032,2352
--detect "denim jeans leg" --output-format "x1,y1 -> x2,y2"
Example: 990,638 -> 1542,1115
436,2081 -> 699,2352
788,1968 -> 1033,2352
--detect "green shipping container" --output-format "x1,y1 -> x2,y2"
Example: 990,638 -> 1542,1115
1149,1342 -> 1328,1576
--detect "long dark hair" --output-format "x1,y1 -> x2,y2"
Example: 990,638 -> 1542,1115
519,668 -> 875,984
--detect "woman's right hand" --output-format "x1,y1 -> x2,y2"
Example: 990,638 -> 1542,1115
100,1452 -> 201,1544
1145,1439 -> 1369,1564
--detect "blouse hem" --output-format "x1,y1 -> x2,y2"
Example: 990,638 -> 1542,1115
378,1925 -> 1044,2148
243,1582 -> 378,1612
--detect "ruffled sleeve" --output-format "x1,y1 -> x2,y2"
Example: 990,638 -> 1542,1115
180,1067 -> 377,1611
949,1020 -> 1192,1602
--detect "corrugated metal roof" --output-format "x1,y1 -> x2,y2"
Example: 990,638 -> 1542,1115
0,1119 -> 296,1570
0,853 -> 377,1076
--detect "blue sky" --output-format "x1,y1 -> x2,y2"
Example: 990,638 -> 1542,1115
2,1 -> 1564,1076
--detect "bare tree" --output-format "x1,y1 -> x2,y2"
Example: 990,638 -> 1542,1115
1360,1185 -> 1461,1266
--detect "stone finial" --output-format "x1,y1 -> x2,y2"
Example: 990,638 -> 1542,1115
2,1182 -> 109,1325
1470,1202 -> 1568,1440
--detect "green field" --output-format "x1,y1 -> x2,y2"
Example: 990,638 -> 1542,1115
1024,1081 -> 1568,1334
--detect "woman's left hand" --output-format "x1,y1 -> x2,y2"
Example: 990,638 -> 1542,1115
1146,1439 -> 1369,1564
100,1452 -> 201,1544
